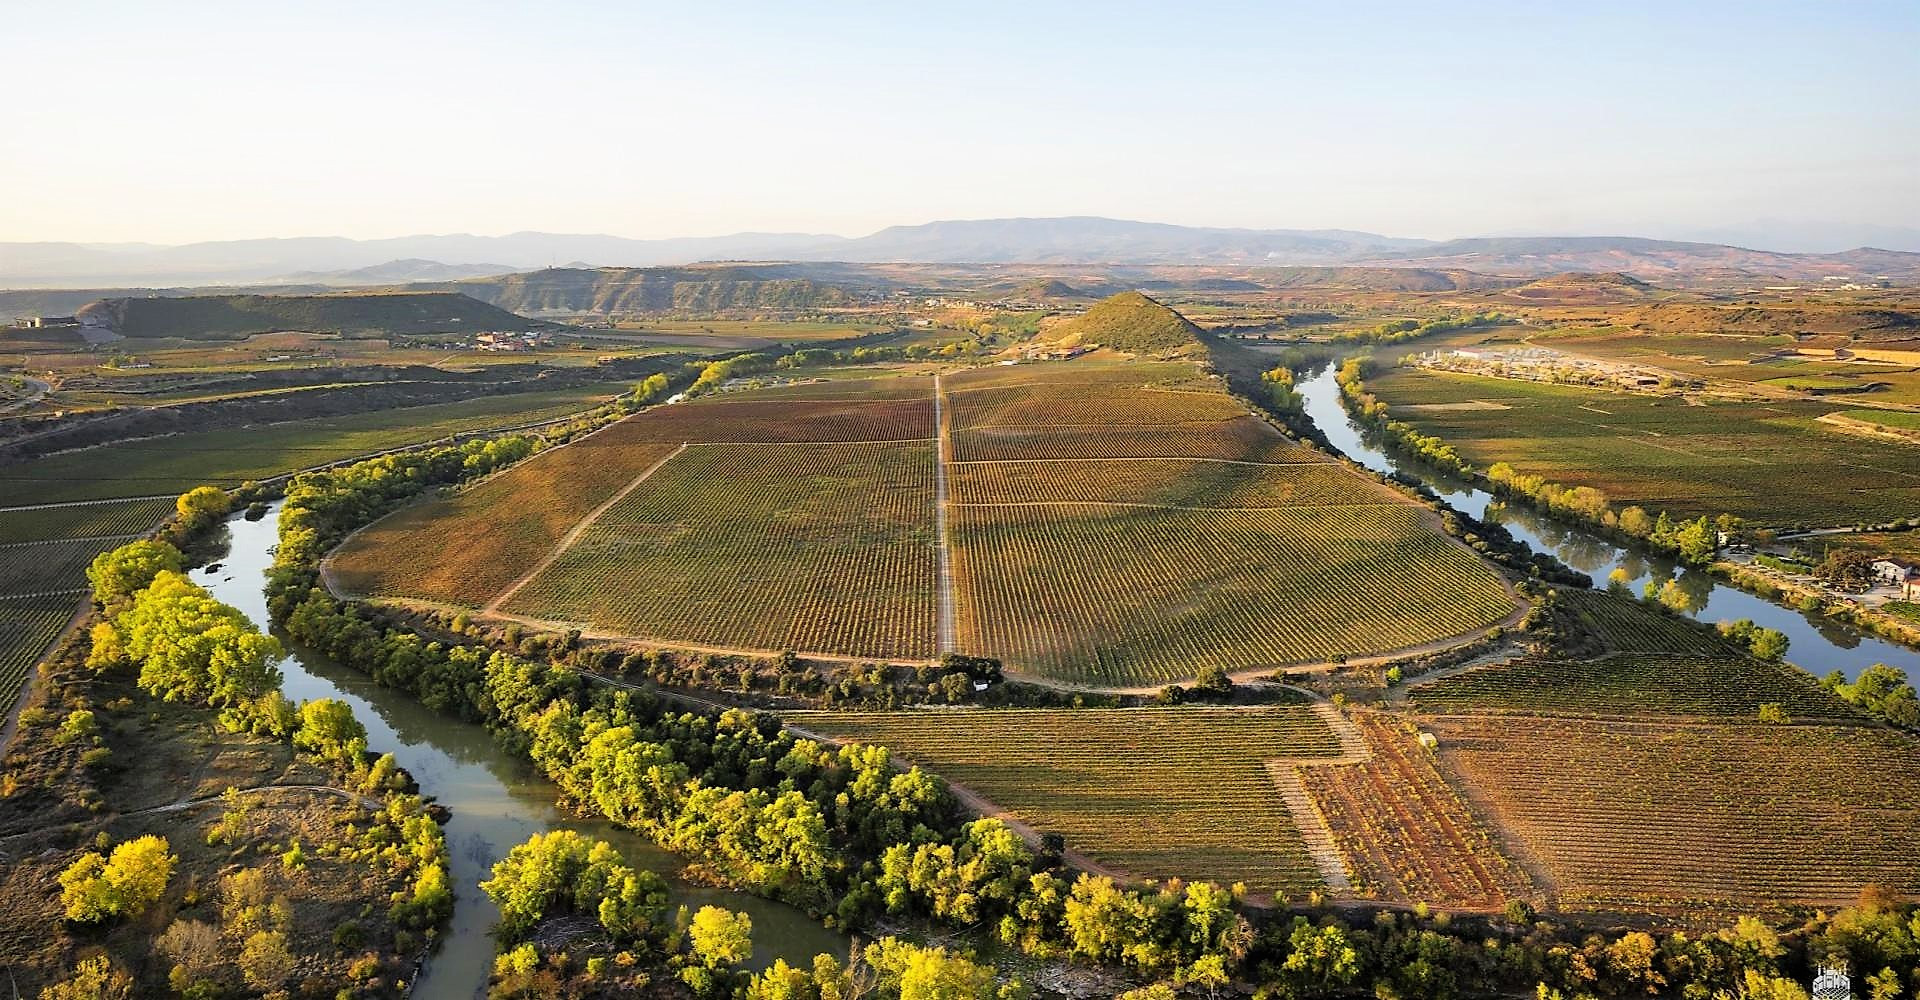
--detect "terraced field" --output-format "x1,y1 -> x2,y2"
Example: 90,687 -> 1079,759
1368,368 -> 1920,527
1428,717 -> 1920,914
786,706 -> 1341,895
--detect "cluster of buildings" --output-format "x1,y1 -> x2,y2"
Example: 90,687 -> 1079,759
1874,558 -> 1920,600
473,330 -> 549,352
1413,347 -> 1688,392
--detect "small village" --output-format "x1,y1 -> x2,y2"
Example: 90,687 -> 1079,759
1410,345 -> 1697,393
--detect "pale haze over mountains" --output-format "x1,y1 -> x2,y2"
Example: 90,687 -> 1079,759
3,217 -> 1918,289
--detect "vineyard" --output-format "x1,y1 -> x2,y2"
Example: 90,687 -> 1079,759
0,593 -> 81,707
1410,653 -> 1854,721
0,384 -> 624,505
951,417 -> 1323,464
1368,368 -> 1920,527
0,498 -> 171,545
946,383 -> 1248,428
951,502 -> 1515,686
1427,716 -> 1920,914
327,440 -> 683,607
1299,713 -> 1535,910
1549,589 -> 1734,655
785,706 -> 1342,895
334,359 -> 1520,683
0,537 -> 128,598
594,396 -> 934,445
949,458 -> 1390,507
504,441 -> 938,658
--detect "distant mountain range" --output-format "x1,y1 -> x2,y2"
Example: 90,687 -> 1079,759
2,217 -> 1916,287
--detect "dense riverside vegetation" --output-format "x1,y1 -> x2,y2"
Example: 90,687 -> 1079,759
1337,358 -> 1728,565
250,438 -> 1920,999
1328,312 -> 1509,346
7,519 -> 451,997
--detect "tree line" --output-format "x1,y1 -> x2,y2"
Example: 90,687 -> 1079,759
246,441 -> 1920,999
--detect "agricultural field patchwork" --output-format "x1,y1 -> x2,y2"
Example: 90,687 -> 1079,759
1367,368 -> 1920,527
342,360 -> 1517,683
326,438 -> 685,607
951,503 -> 1515,686
786,706 -> 1341,895
503,440 -> 938,658
1300,713 -> 1534,910
0,384 -> 626,505
1409,653 -> 1853,721
1428,716 -> 1920,915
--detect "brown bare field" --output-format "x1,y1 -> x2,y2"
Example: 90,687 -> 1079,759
1300,713 -> 1535,910
1428,716 -> 1920,916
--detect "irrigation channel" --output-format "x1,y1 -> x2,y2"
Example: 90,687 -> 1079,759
195,505 -> 842,1000
1293,364 -> 1920,682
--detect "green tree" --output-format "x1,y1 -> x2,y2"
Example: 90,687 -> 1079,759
1278,917 -> 1360,994
861,936 -> 1000,1000
59,835 -> 176,923
174,486 -> 231,533
86,539 -> 184,607
689,905 -> 753,968
293,697 -> 367,768
37,956 -> 134,1000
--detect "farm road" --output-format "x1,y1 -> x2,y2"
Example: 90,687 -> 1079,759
484,442 -> 689,615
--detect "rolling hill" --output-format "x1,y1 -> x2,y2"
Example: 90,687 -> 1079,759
1045,291 -> 1206,355
77,291 -> 542,340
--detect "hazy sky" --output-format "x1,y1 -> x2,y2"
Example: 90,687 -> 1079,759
4,0 -> 1916,245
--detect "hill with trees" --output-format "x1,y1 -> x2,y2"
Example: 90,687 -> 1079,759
1045,291 -> 1206,355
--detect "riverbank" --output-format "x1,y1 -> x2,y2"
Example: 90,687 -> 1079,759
199,505 -> 843,999
1291,363 -> 1920,681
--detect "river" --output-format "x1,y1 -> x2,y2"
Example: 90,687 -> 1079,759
193,505 -> 843,1000
1292,364 -> 1920,682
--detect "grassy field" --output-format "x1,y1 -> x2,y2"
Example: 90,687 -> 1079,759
504,440 -> 938,658
1429,716 -> 1920,915
1368,368 -> 1920,527
1834,407 -> 1920,430
0,384 -> 625,504
785,706 -> 1341,895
